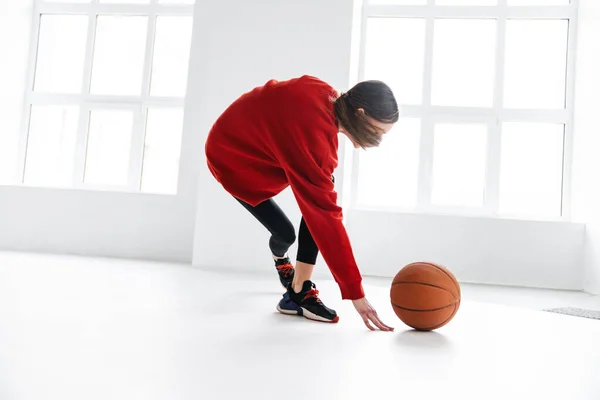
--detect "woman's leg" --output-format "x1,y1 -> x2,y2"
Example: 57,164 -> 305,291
235,198 -> 296,258
292,175 -> 334,293
293,217 -> 318,293
235,197 -> 338,322
289,217 -> 338,323
235,197 -> 297,288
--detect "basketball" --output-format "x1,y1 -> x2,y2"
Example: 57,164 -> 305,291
390,262 -> 461,331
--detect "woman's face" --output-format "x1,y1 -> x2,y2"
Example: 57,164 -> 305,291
341,115 -> 395,149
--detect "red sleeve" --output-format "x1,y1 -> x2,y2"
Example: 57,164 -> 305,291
278,131 -> 365,300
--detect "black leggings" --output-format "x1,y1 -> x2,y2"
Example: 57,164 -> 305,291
236,198 -> 319,265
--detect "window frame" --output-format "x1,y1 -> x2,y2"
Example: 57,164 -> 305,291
353,0 -> 578,220
17,0 -> 194,193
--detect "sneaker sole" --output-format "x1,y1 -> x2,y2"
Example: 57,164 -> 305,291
276,304 -> 302,316
301,307 -> 339,323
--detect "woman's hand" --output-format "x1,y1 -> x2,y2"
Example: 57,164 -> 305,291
352,297 -> 394,332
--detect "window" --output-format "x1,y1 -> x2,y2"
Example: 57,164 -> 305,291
357,118 -> 421,208
356,0 -> 576,219
15,0 -> 194,194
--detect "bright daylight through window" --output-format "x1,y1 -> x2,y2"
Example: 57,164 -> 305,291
357,0 -> 575,219
16,0 -> 194,194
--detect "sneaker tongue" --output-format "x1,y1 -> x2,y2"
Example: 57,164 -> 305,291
275,257 -> 290,266
302,280 -> 315,293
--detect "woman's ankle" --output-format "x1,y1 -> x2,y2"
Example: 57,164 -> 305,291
292,261 -> 314,292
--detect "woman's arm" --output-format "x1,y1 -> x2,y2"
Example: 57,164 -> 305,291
279,137 -> 364,300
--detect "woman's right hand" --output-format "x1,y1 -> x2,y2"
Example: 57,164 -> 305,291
352,297 -> 394,331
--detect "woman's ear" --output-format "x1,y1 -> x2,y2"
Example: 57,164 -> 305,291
357,108 -> 365,114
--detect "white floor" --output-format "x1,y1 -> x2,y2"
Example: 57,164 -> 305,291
0,252 -> 599,400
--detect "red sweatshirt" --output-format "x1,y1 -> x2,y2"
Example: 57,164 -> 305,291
205,75 -> 364,300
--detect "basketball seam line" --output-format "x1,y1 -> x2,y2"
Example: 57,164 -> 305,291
429,262 -> 461,295
423,302 -> 459,331
392,302 -> 457,313
417,262 -> 461,296
391,281 -> 452,294
429,304 -> 458,330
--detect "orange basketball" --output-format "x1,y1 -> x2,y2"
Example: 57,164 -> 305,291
390,262 -> 461,331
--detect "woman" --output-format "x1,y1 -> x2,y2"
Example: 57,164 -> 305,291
205,75 -> 398,331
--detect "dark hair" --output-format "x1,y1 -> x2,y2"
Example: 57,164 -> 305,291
333,80 -> 399,149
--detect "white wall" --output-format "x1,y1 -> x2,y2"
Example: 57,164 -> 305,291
572,0 -> 600,294
0,3 -> 200,262
348,210 -> 584,290
0,187 -> 195,261
190,0 -> 356,272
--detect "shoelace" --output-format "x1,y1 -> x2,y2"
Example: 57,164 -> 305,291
276,262 -> 294,277
303,287 -> 322,304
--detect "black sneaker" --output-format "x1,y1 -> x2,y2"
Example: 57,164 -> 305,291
287,280 -> 339,323
275,257 -> 295,289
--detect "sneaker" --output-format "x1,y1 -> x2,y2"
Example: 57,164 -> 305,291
276,292 -> 303,316
275,257 -> 295,289
287,280 -> 339,323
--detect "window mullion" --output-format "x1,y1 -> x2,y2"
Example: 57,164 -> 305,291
141,11 -> 157,103
561,5 -> 579,219
73,11 -> 97,186
73,106 -> 91,186
484,2 -> 507,214
128,106 -> 147,191
128,11 -> 157,191
349,9 -> 370,209
417,119 -> 434,211
417,1 -> 435,209
16,9 -> 43,184
485,121 -> 502,215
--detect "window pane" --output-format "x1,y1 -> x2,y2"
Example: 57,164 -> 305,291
432,19 -> 496,107
150,16 -> 193,97
499,123 -> 564,218
357,118 -> 421,208
504,20 -> 568,109
507,0 -> 569,5
90,16 -> 147,96
84,110 -> 133,186
141,108 -> 184,194
436,0 -> 496,4
365,18 -> 426,105
34,15 -> 88,93
432,123 -> 487,207
24,106 -> 79,187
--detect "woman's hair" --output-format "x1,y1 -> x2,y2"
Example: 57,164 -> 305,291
333,80 -> 399,149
